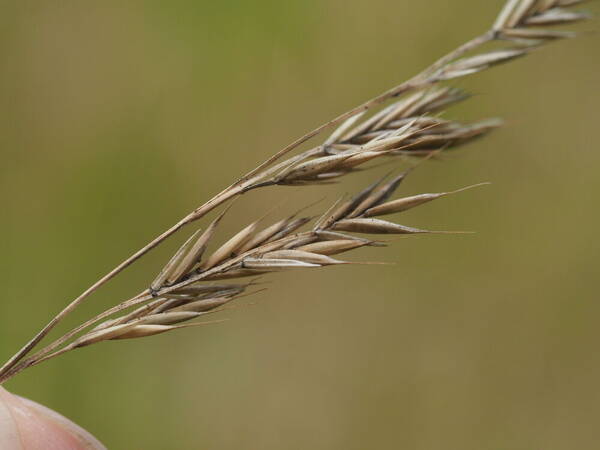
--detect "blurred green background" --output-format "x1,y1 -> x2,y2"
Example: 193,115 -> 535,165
1,1 -> 599,449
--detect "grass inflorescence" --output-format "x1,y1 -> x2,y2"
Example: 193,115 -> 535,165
0,0 -> 592,384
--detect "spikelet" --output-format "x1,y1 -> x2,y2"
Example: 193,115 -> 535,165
363,183 -> 490,217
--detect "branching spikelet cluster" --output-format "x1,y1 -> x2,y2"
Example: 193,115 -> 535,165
0,0 -> 590,384
71,175 -> 486,347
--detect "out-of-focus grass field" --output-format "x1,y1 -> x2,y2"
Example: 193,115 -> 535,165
1,1 -> 599,449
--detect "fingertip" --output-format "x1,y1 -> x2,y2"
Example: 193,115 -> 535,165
0,386 -> 106,450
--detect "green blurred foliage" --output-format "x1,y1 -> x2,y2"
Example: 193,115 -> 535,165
0,1 -> 599,449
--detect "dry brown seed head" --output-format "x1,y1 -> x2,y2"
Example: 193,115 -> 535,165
525,8 -> 590,26
333,218 -> 432,234
314,195 -> 347,230
161,293 -> 197,301
1,0 -> 592,384
150,229 -> 202,291
202,221 -> 261,270
340,103 -> 399,142
396,119 -> 502,152
262,250 -> 346,265
249,234 -> 302,255
377,171 -> 415,203
315,229 -> 382,244
268,217 -> 312,242
110,325 -> 174,340
324,111 -> 367,145
73,324 -> 134,348
133,311 -> 202,326
437,49 -> 528,81
203,268 -> 268,281
279,179 -> 340,186
407,89 -> 451,116
111,320 -> 228,340
321,177 -> 386,229
385,117 -> 453,135
168,219 -> 221,282
494,0 -> 524,29
241,258 -> 320,270
364,182 -> 490,217
282,234 -> 319,249
172,283 -> 247,296
278,153 -> 356,183
347,172 -> 408,218
153,205 -> 234,290
297,239 -> 371,255
237,218 -> 292,254
501,28 -> 576,40
415,88 -> 468,115
151,298 -> 188,314
361,136 -> 409,153
92,297 -> 172,331
326,143 -> 360,153
314,171 -> 349,180
242,200 -> 322,251
339,150 -> 388,166
363,193 -> 444,217
170,297 -> 233,313
344,90 -> 469,137
506,0 -> 538,28
369,92 -> 426,130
